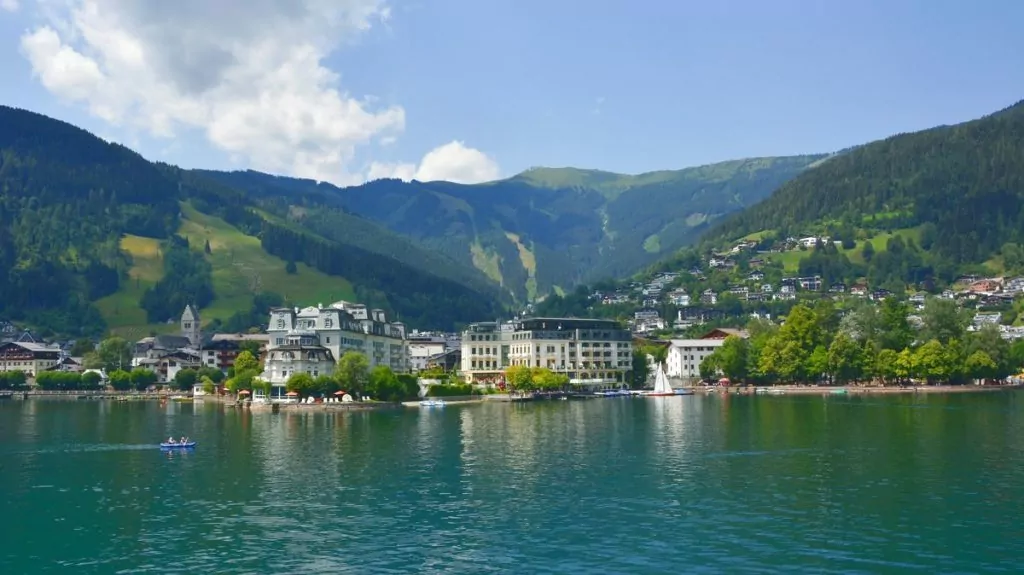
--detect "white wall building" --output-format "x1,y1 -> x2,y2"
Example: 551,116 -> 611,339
267,301 -> 409,373
460,317 -> 633,389
260,332 -> 335,397
407,332 -> 448,372
666,339 -> 726,380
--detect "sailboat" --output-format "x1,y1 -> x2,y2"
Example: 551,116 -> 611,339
644,364 -> 677,397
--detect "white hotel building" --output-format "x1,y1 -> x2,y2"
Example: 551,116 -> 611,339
461,317 -> 633,388
262,301 -> 409,395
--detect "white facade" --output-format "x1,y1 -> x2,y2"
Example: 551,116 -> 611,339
666,339 -> 726,380
460,317 -> 633,388
407,334 -> 448,372
260,332 -> 335,394
266,301 -> 409,373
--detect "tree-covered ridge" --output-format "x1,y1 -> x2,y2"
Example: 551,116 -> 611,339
0,106 -> 504,336
703,99 -> 1024,266
203,155 -> 822,301
0,105 -> 182,336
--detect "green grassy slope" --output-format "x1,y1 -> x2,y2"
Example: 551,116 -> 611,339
96,204 -> 356,336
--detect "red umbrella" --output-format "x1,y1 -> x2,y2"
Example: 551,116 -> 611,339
285,391 -> 299,397
238,389 -> 251,395
333,390 -> 347,396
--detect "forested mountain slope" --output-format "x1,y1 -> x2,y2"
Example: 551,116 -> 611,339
205,154 -> 824,301
703,99 -> 1024,266
0,106 -> 501,336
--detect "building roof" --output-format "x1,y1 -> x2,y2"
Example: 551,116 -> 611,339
701,328 -> 749,340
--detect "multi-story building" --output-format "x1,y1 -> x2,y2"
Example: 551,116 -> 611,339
0,341 -> 61,376
460,317 -> 633,388
407,331 -> 448,372
266,300 -> 409,373
200,334 -> 271,370
666,328 -> 749,381
260,331 -> 335,396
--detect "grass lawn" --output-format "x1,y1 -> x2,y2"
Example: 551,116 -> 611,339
96,204 -> 357,337
766,226 -> 925,272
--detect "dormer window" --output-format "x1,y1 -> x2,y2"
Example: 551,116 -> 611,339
276,319 -> 285,329
324,319 -> 333,328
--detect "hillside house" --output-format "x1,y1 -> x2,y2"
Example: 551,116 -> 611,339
747,271 -> 765,282
829,282 -> 847,294
668,290 -> 691,307
798,276 -> 823,291
700,289 -> 718,305
850,284 -> 869,296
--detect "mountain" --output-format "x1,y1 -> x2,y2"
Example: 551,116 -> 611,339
204,154 -> 825,301
0,106 -> 502,337
662,99 -> 1024,290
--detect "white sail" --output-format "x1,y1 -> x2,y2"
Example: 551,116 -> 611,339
652,363 -> 673,394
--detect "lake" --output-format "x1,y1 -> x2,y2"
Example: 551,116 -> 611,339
1,393 -> 1022,574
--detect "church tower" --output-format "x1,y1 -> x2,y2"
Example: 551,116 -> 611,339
181,304 -> 201,348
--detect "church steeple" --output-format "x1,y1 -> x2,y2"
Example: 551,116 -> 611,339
181,304 -> 201,348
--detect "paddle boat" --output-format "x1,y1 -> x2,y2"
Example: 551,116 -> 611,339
160,439 -> 197,449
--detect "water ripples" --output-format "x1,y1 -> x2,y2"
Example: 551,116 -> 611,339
3,396 -> 1024,573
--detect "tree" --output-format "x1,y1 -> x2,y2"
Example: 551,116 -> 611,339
108,369 -> 132,391
367,365 -> 409,401
285,260 -> 297,275
504,365 -> 535,391
81,371 -> 102,390
314,374 -> 338,395
827,333 -> 865,385
197,366 -> 224,384
286,373 -> 315,396
533,368 -> 569,391
894,348 -> 915,383
920,298 -> 968,345
966,324 -> 1011,378
129,368 -> 158,391
200,376 -> 216,395
630,349 -> 650,388
965,350 -> 997,381
174,368 -> 197,391
335,351 -> 370,394
861,241 -> 875,263
914,340 -> 950,384
878,298 -> 913,351
70,338 -> 95,357
874,348 -> 899,384
233,350 -> 259,374
714,336 -> 749,382
239,340 -> 262,358
84,337 -> 132,372
806,345 -> 829,383
0,371 -> 28,390
204,239 -> 212,254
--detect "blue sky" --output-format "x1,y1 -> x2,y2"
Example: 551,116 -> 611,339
1,0 -> 1023,185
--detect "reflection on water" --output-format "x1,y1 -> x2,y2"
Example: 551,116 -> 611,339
2,394 -> 1024,573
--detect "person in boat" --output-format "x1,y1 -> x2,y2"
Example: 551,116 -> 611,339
167,436 -> 174,444
179,436 -> 187,445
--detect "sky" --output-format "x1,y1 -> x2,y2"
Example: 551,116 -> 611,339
1,0 -> 1023,187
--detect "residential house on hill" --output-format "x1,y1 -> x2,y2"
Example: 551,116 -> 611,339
0,341 -> 61,376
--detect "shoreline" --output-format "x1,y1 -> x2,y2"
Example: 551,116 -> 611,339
689,384 -> 1023,395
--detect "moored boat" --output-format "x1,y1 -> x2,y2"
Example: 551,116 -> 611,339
643,364 -> 677,397
419,399 -> 446,408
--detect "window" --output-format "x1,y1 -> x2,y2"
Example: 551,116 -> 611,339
325,337 -> 331,344
277,319 -> 285,329
325,319 -> 333,328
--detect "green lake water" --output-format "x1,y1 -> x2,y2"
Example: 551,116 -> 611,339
1,394 -> 1023,574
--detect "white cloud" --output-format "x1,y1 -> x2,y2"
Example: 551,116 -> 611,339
18,0 -> 406,186
368,141 -> 500,184
1,0 -> 19,12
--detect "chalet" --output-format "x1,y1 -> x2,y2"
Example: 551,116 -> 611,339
774,291 -> 796,301
635,309 -> 660,321
829,282 -> 847,294
971,312 -> 1002,330
760,283 -> 774,294
426,348 -> 461,372
747,271 -> 765,282
941,289 -> 956,299
700,289 -> 718,305
797,276 -> 823,291
47,355 -> 84,373
748,258 -> 765,269
779,284 -> 796,295
728,286 -> 750,300
967,278 -> 1003,294
909,292 -> 927,305
1005,277 -> 1024,294
954,274 -> 981,286
850,284 -> 869,296
200,333 -> 271,370
701,327 -> 750,340
668,290 -> 691,307
642,297 -> 660,308
870,289 -> 893,301
0,341 -> 61,376
746,293 -> 766,303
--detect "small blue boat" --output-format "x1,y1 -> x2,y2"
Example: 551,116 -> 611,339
160,442 -> 197,449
